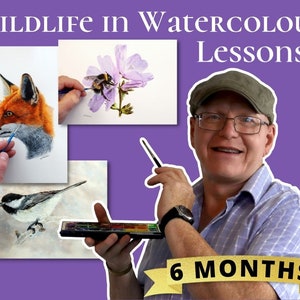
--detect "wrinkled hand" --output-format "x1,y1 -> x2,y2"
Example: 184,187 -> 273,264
85,203 -> 141,272
0,140 -> 16,182
146,166 -> 195,220
58,76 -> 86,124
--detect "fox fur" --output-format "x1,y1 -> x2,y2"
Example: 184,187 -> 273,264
0,73 -> 54,159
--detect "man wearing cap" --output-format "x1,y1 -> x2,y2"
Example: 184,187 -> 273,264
85,69 -> 300,299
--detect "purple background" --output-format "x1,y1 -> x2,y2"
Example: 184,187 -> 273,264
1,1 -> 300,299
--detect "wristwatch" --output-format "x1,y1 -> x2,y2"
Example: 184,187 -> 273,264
159,205 -> 194,235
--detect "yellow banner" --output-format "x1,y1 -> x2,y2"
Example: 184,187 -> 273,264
144,255 -> 300,297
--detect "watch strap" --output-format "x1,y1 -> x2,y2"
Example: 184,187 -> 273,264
159,205 -> 194,236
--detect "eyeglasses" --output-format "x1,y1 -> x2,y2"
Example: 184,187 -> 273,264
194,112 -> 270,135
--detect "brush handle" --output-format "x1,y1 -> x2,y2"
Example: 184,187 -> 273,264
141,138 -> 162,167
59,87 -> 90,95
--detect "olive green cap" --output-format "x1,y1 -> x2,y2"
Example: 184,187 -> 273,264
189,69 -> 276,123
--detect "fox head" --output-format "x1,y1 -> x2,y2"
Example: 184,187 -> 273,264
0,73 -> 54,136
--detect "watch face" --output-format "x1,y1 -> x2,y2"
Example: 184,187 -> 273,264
177,205 -> 194,222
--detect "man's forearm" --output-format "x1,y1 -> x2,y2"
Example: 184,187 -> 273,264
109,268 -> 144,299
165,219 -> 278,300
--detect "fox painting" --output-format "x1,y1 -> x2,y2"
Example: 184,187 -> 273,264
0,73 -> 54,159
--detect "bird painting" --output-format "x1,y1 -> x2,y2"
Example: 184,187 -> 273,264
0,180 -> 87,235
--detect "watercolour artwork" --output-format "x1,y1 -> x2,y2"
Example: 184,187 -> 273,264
0,160 -> 107,258
0,46 -> 67,183
58,39 -> 177,125
82,44 -> 154,117
0,73 -> 54,159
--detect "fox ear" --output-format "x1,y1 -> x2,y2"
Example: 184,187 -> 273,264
0,74 -> 15,99
20,73 -> 39,105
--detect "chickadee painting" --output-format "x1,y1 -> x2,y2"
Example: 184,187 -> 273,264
0,180 -> 87,232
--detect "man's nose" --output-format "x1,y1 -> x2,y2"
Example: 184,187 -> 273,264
218,118 -> 238,138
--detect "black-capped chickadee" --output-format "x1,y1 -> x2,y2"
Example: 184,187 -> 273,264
0,180 -> 87,231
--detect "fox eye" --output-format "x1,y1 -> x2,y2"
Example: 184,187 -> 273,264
4,111 -> 14,118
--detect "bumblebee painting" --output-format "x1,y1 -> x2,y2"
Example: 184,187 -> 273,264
84,73 -> 115,100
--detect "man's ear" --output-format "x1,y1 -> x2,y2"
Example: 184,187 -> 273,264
189,116 -> 196,149
264,124 -> 276,157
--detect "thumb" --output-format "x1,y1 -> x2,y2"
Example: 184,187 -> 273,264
0,152 -> 9,182
58,90 -> 82,123
0,151 -> 9,161
94,203 -> 111,224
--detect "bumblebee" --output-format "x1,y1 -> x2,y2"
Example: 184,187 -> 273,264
84,72 -> 115,100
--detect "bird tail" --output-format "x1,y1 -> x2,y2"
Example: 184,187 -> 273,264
59,180 -> 87,193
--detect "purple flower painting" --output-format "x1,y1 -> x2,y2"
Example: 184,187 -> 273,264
83,45 -> 154,116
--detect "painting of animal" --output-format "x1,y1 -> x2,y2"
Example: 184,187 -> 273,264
0,73 -> 54,159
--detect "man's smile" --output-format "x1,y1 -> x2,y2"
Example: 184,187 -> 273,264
211,147 -> 243,154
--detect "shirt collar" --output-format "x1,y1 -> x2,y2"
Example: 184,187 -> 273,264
239,164 -> 273,205
193,164 -> 274,207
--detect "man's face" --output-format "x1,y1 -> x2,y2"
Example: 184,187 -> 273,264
190,91 -> 276,185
